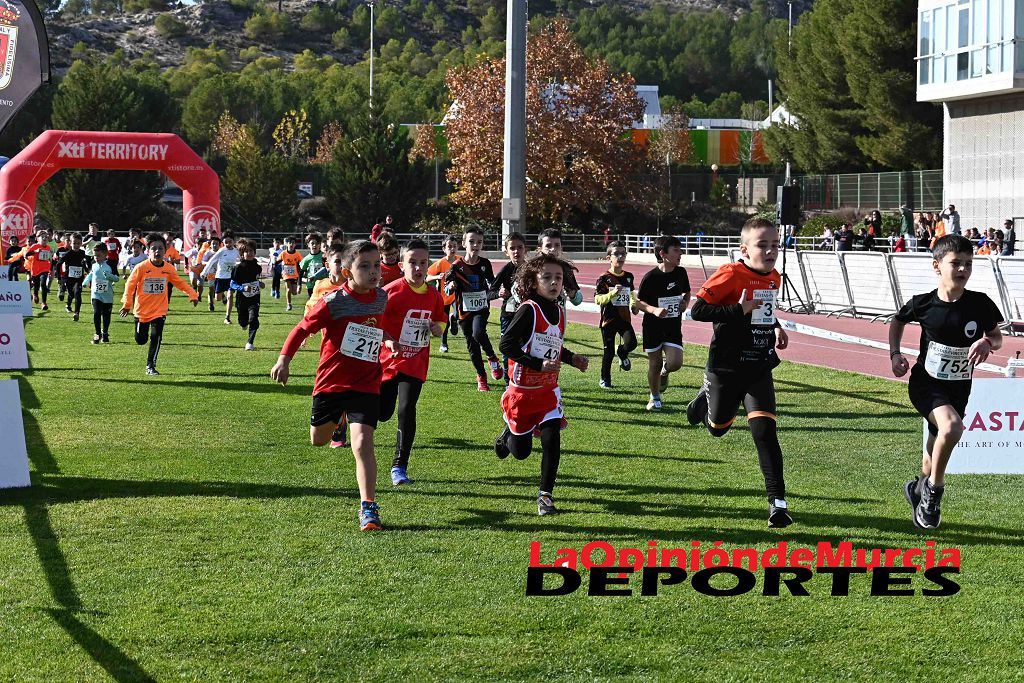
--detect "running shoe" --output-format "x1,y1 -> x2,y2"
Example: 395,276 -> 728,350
286,304 -> 293,311
59,291 -> 65,302
646,397 -> 662,411
904,476 -> 924,529
477,376 -> 490,392
660,371 -> 669,392
439,344 -> 449,353
359,501 -> 382,531
599,379 -> 612,389
768,499 -> 793,528
244,343 -> 255,351
686,387 -> 708,426
145,366 -> 160,376
91,335 -> 101,345
329,417 -> 349,448
537,492 -> 557,516
916,481 -> 944,530
224,317 -> 232,325
494,430 -> 511,460
101,334 -> 110,344
391,467 -> 412,486
41,304 -> 48,311
65,305 -> 72,313
619,356 -> 632,371
489,357 -> 504,381
72,313 -> 79,322
449,314 -> 459,335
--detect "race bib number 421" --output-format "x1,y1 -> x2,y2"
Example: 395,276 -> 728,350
340,322 -> 383,362
925,342 -> 972,381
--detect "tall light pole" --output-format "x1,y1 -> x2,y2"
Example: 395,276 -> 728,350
368,0 -> 376,108
502,0 -> 527,240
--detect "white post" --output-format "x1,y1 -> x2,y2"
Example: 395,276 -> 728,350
502,0 -> 527,239
368,0 -> 375,107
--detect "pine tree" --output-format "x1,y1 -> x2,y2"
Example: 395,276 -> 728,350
222,126 -> 299,233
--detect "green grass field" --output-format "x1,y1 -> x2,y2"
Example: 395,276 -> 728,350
2,290 -> 1023,681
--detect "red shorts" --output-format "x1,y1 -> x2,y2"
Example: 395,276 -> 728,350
501,386 -> 563,435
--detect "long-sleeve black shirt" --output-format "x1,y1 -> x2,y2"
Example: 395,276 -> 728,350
499,294 -> 575,372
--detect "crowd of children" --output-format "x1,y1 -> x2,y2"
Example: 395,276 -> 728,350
9,219 -> 1001,535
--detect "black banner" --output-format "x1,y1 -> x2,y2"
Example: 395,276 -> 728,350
0,0 -> 49,135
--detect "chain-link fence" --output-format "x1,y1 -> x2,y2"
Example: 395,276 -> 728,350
796,170 -> 943,212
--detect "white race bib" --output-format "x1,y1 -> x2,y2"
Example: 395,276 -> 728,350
241,282 -> 260,297
37,250 -> 51,261
94,281 -> 109,294
462,291 -> 488,312
750,289 -> 777,326
530,331 -> 563,361
283,265 -> 297,277
612,287 -> 632,307
658,295 -> 682,318
340,322 -> 383,362
142,277 -> 166,295
925,342 -> 972,381
67,266 -> 84,279
398,312 -> 432,348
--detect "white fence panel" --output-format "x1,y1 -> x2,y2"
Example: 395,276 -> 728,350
970,257 -> 1011,323
888,254 -> 938,304
996,257 -> 1024,324
799,252 -> 853,315
840,252 -> 899,318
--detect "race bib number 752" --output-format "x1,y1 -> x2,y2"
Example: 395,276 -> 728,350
925,342 -> 972,381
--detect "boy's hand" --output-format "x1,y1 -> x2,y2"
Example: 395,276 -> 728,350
891,352 -> 910,377
612,285 -> 621,295
191,298 -> 199,307
384,339 -> 397,352
741,299 -> 764,315
776,328 -> 789,350
652,307 -> 667,319
270,357 -> 291,385
541,360 -> 561,372
572,355 -> 589,372
118,307 -> 130,318
968,337 -> 993,365
430,321 -> 444,336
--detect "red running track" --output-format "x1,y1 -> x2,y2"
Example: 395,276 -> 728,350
491,260 -> 1024,382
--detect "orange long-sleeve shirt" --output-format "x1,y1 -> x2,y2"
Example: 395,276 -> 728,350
122,259 -> 198,322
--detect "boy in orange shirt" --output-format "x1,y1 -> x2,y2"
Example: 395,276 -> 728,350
20,230 -> 54,311
120,233 -> 200,375
426,234 -> 460,352
277,236 -> 303,311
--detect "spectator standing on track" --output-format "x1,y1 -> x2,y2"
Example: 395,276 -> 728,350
940,204 -> 961,235
1002,219 -> 1016,255
835,224 -> 855,251
899,204 -> 914,235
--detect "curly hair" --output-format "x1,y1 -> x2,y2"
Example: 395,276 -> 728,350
514,253 -> 577,298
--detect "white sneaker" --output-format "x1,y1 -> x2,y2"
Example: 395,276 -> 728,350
286,304 -> 293,311
646,397 -> 663,411
245,343 -> 255,351
439,344 -> 448,353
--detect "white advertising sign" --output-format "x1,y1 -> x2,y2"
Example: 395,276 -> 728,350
0,379 -> 30,489
0,314 -> 28,369
927,378 -> 1024,474
0,279 -> 32,316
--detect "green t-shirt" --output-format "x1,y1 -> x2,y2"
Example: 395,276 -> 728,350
299,252 -> 324,283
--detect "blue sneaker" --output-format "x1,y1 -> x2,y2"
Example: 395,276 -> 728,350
391,467 -> 412,486
359,501 -> 382,531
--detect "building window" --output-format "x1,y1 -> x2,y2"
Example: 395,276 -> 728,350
958,5 -> 970,47
957,51 -> 970,79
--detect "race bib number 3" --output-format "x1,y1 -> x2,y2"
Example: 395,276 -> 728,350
658,295 -> 682,318
462,291 -> 488,312
142,278 -> 166,295
751,289 -> 777,326
925,342 -> 972,381
613,287 -> 632,307
340,322 -> 383,362
399,313 -> 432,348
530,331 -> 563,361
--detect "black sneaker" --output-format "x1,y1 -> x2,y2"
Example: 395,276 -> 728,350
686,388 -> 708,426
538,492 -> 557,516
208,302 -> 215,312
91,334 -> 101,345
59,292 -> 65,302
915,481 -> 944,529
904,476 -> 924,529
768,499 -> 793,528
101,334 -> 110,343
65,305 -> 72,313
619,355 -> 631,371
494,430 -> 511,460
145,366 -> 160,376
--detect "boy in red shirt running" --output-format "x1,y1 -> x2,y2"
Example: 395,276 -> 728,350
20,230 -> 55,311
379,238 -> 446,485
271,240 -> 389,531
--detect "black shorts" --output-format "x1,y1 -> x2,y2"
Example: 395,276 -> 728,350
215,278 -> 232,294
704,368 -> 777,430
642,317 -> 683,353
908,365 -> 970,436
311,391 -> 380,429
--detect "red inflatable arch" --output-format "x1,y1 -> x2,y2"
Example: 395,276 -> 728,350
0,130 -> 219,255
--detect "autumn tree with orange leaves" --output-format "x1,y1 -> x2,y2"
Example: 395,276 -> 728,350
444,21 -> 646,222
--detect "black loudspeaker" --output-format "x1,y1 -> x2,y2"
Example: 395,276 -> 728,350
776,185 -> 801,226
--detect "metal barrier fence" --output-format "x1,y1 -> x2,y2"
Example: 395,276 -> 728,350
729,250 -> 1024,330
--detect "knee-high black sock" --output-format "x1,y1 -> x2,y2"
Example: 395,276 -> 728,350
749,416 -> 785,502
538,419 -> 562,493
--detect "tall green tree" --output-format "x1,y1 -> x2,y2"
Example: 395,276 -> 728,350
38,60 -> 177,232
324,106 -> 430,231
221,125 -> 299,233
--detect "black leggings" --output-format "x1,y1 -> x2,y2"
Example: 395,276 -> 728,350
459,311 -> 496,377
30,274 -> 49,303
600,325 -> 637,383
237,297 -> 261,345
502,418 -> 561,493
6,264 -> 19,281
703,370 -> 784,502
64,277 -> 84,314
135,316 -> 166,369
441,303 -> 451,346
271,267 -> 281,295
92,299 -> 112,336
379,373 -> 424,469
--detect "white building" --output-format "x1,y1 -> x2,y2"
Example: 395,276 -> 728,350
917,0 -> 1024,233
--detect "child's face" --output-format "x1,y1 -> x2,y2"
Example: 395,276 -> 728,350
36,232 -> 48,245
464,233 -> 482,256
505,239 -> 526,264
94,247 -> 107,261
934,251 -> 972,289
240,245 -> 255,260
607,247 -> 627,269
443,240 -> 458,259
307,239 -> 322,254
71,236 -> 83,250
381,247 -> 400,265
536,263 -> 564,302
740,227 -> 779,273
402,248 -> 430,286
346,249 -> 381,290
659,245 -> 682,269
327,251 -> 345,281
209,239 -> 222,252
132,243 -> 144,255
539,236 -> 561,256
223,237 -> 235,250
285,240 -> 296,252
9,237 -> 16,246
148,241 -> 166,261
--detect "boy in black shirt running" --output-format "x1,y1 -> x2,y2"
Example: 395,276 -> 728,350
230,238 -> 265,350
594,241 -> 637,388
488,232 -> 528,384
55,233 -> 92,321
890,234 -> 1003,530
445,226 -> 503,390
635,235 -> 690,410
